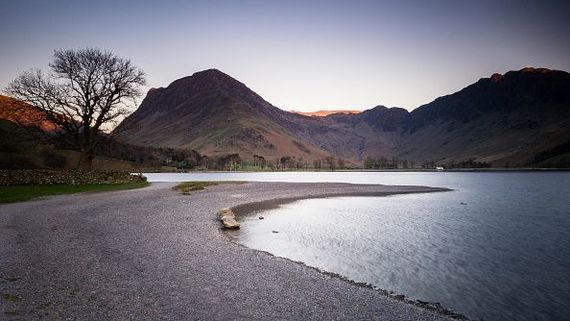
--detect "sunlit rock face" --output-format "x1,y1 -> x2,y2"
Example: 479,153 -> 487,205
0,95 -> 60,133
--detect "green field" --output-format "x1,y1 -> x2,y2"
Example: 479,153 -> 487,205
0,182 -> 149,204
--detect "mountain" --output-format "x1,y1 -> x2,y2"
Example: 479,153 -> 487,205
113,68 -> 570,167
291,110 -> 361,117
114,69 -> 412,163
400,67 -> 570,166
114,69 -> 333,161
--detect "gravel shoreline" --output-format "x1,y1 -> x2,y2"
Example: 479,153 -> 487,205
1,182 -> 460,320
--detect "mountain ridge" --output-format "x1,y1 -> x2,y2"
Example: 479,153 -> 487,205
112,67 -> 570,167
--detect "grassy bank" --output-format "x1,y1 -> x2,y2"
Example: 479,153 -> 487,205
0,182 -> 149,204
174,181 -> 246,194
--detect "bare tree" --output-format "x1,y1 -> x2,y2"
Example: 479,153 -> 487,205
5,48 -> 146,169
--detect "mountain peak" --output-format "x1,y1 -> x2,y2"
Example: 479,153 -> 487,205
519,67 -> 553,74
165,68 -> 248,94
190,68 -> 232,80
486,67 -> 569,85
490,73 -> 504,83
190,68 -> 237,82
195,68 -> 226,75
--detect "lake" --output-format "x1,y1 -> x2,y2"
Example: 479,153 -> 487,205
145,171 -> 570,321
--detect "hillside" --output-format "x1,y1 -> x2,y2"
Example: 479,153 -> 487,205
110,68 -> 570,167
0,95 -> 60,133
0,96 -> 55,168
399,67 -> 570,166
114,69 -> 333,161
0,95 -> 204,170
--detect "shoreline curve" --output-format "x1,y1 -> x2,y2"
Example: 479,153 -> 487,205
1,181 -> 465,320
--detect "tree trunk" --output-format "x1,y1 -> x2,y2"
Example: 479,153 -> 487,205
78,148 -> 94,170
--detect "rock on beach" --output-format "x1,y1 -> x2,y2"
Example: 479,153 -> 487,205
218,208 -> 240,229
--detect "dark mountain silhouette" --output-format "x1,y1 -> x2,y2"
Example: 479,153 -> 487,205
399,67 -> 570,166
111,67 -> 570,167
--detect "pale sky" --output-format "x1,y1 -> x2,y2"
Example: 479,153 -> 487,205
1,0 -> 569,111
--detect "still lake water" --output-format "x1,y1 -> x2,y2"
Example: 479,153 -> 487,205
145,172 -> 570,321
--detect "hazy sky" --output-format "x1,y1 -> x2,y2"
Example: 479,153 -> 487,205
1,0 -> 569,111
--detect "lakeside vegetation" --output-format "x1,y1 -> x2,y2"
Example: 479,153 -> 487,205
165,153 -> 494,171
174,181 -> 246,194
0,182 -> 149,204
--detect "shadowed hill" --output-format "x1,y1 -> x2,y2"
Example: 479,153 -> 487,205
0,95 -> 205,170
399,67 -> 570,166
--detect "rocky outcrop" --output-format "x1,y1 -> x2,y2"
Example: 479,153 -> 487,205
218,208 -> 240,229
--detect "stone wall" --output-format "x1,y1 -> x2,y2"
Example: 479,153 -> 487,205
0,170 -> 147,186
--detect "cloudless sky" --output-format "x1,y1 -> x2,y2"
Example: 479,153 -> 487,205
1,0 -> 569,111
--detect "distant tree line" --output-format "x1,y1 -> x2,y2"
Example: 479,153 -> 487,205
274,155 -> 346,171
443,159 -> 491,169
195,154 -> 349,171
364,156 -> 415,169
364,156 -> 492,169
76,136 -> 202,169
